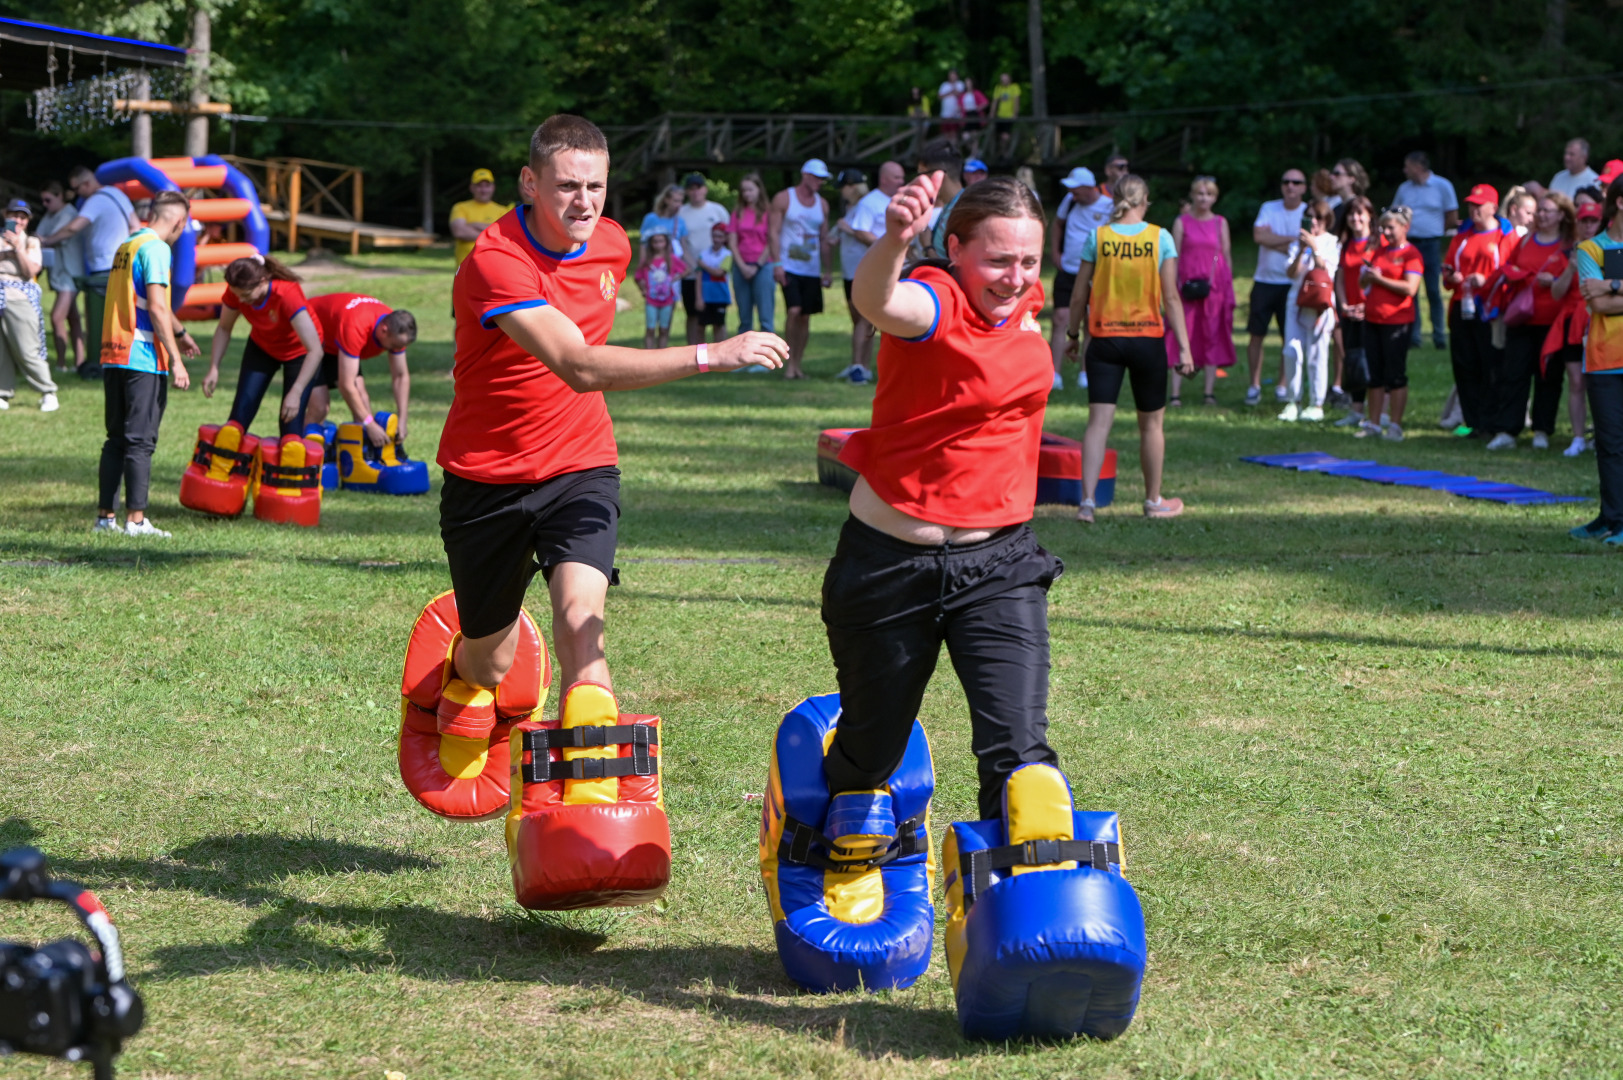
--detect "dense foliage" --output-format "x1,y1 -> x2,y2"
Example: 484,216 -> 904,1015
2,0 -> 1618,224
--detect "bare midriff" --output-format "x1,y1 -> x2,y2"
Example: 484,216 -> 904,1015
848,476 -> 997,546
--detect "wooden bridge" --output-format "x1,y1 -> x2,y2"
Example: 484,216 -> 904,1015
602,112 -> 1197,186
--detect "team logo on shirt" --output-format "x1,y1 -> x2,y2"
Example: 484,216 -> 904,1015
1020,310 -> 1043,334
600,271 -> 618,301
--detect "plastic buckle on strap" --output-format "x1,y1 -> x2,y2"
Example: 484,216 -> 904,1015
1022,838 -> 1062,866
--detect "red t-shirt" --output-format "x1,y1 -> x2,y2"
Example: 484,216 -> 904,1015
222,278 -> 316,362
1443,225 -> 1509,312
307,293 -> 393,359
1339,236 -> 1371,308
1362,241 -> 1424,325
438,208 -> 630,484
839,265 -> 1052,528
1500,235 -> 1570,326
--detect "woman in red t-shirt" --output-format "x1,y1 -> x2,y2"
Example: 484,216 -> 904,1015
825,173 -> 1063,820
1502,193 -> 1578,449
201,255 -> 324,435
1333,196 -> 1375,425
1356,206 -> 1423,441
1544,202 -> 1602,455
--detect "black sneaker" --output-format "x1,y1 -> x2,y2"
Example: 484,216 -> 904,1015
76,362 -> 102,380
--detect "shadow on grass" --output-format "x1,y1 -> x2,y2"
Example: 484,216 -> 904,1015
32,827 -> 985,1059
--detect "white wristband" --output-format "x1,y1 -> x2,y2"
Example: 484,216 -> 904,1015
696,343 -> 709,373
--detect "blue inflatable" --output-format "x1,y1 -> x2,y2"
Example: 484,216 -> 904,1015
759,693 -> 935,992
336,412 -> 430,494
944,762 -> 1147,1041
302,421 -> 340,490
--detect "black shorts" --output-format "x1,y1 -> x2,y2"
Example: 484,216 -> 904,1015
440,466 -> 621,639
995,118 -> 1014,137
782,271 -> 825,315
1364,321 -> 1412,391
1247,281 -> 1292,338
681,278 -> 701,316
319,352 -> 340,389
1086,336 -> 1169,412
696,302 -> 727,327
1052,270 -> 1078,310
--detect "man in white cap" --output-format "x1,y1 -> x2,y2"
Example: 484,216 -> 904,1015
771,158 -> 833,379
1049,166 -> 1112,391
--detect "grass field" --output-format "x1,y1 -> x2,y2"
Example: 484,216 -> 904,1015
2,242 -> 1620,1079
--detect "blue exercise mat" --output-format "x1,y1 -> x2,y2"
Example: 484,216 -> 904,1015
1242,452 -> 1587,505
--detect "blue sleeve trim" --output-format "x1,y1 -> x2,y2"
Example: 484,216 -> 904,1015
481,298 -> 548,329
899,282 -> 941,342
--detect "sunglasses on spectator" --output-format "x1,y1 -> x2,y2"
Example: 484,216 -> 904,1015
1281,178 -> 1306,185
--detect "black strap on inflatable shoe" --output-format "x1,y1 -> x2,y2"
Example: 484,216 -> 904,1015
960,839 -> 1122,909
259,463 -> 321,489
520,725 -> 658,784
778,811 -> 928,873
193,439 -> 257,476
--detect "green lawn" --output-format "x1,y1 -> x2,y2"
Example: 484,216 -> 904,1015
1,245 -> 1620,1079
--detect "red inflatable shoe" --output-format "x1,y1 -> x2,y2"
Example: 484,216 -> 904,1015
179,421 -> 260,517
507,682 -> 671,909
399,591 -> 550,821
252,434 -> 324,527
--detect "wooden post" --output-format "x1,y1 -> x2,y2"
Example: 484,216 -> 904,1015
185,6 -> 211,158
351,170 -> 363,255
287,167 -> 301,252
420,146 -> 434,236
131,70 -> 152,159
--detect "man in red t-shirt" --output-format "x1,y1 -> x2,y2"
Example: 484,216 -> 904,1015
304,292 -> 417,447
438,114 -> 789,700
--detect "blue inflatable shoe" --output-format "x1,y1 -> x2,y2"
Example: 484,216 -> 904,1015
301,421 -> 339,490
337,412 -> 430,494
944,762 -> 1147,1041
759,693 -> 935,992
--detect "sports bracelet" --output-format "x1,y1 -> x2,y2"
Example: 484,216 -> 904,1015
696,343 -> 710,372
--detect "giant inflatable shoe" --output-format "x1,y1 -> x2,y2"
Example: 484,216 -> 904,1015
759,693 -> 935,992
399,591 -> 550,821
337,412 -> 430,494
302,421 -> 339,490
944,762 -> 1147,1041
179,421 -> 260,516
252,433 -> 325,527
507,682 -> 671,909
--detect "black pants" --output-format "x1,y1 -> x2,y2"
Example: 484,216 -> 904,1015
1365,321 -> 1412,391
228,337 -> 315,437
1533,343 -> 1583,436
821,516 -> 1063,820
1448,310 -> 1494,430
1491,323 -> 1544,437
1341,319 -> 1368,405
1589,374 -> 1623,532
99,368 -> 168,512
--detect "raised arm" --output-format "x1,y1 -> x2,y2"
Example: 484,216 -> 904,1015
493,306 -> 786,392
849,172 -> 944,339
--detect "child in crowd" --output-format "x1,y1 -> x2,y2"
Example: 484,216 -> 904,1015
1168,176 -> 1234,405
695,223 -> 732,344
633,231 -> 685,349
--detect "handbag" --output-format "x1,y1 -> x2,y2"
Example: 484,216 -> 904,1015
1298,267 -> 1335,312
1502,283 -> 1536,327
1179,278 -> 1212,301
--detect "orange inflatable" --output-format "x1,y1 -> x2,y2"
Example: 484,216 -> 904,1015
252,434 -> 324,527
400,592 -> 551,821
179,421 -> 261,517
506,682 -> 671,910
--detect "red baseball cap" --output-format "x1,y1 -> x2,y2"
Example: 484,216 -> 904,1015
1600,159 -> 1623,185
1463,183 -> 1499,206
1578,202 -> 1603,221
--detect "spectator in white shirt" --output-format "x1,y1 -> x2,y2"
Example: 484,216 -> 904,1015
676,173 -> 733,347
938,69 -> 966,141
1049,166 -> 1113,392
835,163 -> 901,383
1547,139 -> 1600,201
1392,151 -> 1459,349
1245,169 -> 1308,406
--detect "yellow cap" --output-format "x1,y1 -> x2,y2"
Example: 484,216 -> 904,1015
470,168 -> 495,184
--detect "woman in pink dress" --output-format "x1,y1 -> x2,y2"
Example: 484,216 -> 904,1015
1167,176 -> 1236,405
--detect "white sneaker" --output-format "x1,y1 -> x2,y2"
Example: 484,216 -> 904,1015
124,518 -> 171,538
1565,436 -> 1587,457
1531,432 -> 1549,450
1244,386 -> 1262,406
1334,411 -> 1365,428
1300,406 -> 1325,422
1382,423 -> 1405,442
0,397 -> 10,411
1274,384 -> 1288,401
1380,412 -> 1391,427
93,516 -> 120,532
1278,403 -> 1300,422
1076,371 -> 1088,390
1486,432 -> 1516,451
1052,373 -> 1065,392
1354,421 -> 1382,438
39,393 -> 59,413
